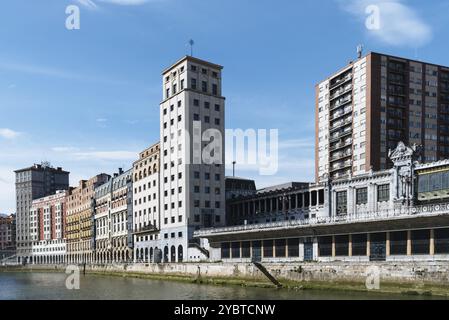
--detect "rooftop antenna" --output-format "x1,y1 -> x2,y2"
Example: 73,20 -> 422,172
188,39 -> 195,57
357,44 -> 364,59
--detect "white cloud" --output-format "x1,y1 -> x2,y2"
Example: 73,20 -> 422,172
98,0 -> 150,5
338,0 -> 432,47
279,138 -> 314,150
96,118 -> 108,122
76,0 -> 98,9
73,151 -> 137,161
52,147 -> 79,152
0,128 -> 21,139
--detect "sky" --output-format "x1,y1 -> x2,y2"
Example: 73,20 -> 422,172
1,0 -> 449,213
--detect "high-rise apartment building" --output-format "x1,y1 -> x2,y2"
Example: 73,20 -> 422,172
0,214 -> 16,252
159,56 -> 226,262
14,163 -> 69,263
66,174 -> 109,264
316,52 -> 449,182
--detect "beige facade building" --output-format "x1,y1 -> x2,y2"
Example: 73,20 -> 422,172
132,143 -> 160,262
66,174 -> 109,264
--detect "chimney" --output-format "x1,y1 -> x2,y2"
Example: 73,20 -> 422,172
119,168 -> 124,175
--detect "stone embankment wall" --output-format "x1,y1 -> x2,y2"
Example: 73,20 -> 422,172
9,261 -> 449,286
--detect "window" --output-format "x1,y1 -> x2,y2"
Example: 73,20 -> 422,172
356,188 -> 368,205
194,114 -> 200,121
191,65 -> 197,72
191,78 -> 197,90
205,102 -> 210,109
378,184 -> 390,202
193,99 -> 199,106
336,191 -> 347,215
215,118 -> 220,125
215,104 -> 220,112
202,81 -> 207,93
194,171 -> 200,179
212,84 -> 218,95
205,116 -> 210,123
180,79 -> 184,90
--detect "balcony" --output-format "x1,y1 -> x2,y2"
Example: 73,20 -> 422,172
330,139 -> 352,152
331,107 -> 352,121
330,84 -> 353,101
330,73 -> 353,89
330,148 -> 352,162
330,95 -> 352,111
329,117 -> 352,133
329,127 -> 352,143
330,160 -> 352,173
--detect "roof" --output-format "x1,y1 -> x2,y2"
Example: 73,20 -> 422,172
162,55 -> 223,75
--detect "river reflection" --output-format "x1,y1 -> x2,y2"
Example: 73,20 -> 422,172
0,272 -> 442,300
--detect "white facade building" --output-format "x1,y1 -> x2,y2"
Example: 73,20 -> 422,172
159,56 -> 226,262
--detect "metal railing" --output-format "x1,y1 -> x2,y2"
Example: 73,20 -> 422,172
194,203 -> 449,237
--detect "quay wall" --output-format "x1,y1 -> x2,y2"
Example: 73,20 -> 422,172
5,261 -> 449,287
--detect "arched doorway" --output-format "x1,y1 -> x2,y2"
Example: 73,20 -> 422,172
144,248 -> 148,262
164,246 -> 169,263
178,245 -> 183,262
150,248 -> 154,263
170,246 -> 176,263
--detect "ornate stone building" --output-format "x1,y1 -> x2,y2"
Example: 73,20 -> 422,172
66,174 -> 109,264
197,143 -> 449,263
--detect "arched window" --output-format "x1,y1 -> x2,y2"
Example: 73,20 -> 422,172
170,246 -> 176,263
178,245 -> 183,262
164,246 -> 169,263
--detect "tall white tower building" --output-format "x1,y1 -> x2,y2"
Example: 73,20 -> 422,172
159,56 -> 226,262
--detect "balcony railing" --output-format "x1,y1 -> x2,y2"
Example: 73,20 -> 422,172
330,160 -> 352,172
331,107 -> 352,121
330,73 -> 353,89
330,117 -> 352,132
193,203 -> 449,238
330,139 -> 352,152
329,128 -> 352,143
330,84 -> 353,101
330,95 -> 352,111
330,149 -> 352,162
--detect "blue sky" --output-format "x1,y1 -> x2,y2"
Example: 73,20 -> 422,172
1,0 -> 449,213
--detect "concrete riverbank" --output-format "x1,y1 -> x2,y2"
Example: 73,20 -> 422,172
2,261 -> 449,297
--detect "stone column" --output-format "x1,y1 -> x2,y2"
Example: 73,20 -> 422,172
348,234 -> 353,257
367,233 -> 371,257
386,232 -> 390,257
332,235 -> 336,258
430,229 -> 435,256
407,230 -> 412,256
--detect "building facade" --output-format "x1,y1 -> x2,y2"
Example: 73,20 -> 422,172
94,169 -> 133,263
316,52 -> 449,182
29,190 -> 69,264
66,174 -> 109,264
14,163 -> 69,263
0,214 -> 16,260
132,143 -> 161,263
159,56 -> 226,262
197,142 -> 449,263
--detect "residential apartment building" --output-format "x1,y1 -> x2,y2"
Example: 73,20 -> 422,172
94,169 -> 133,263
66,174 -> 109,264
0,214 -> 16,256
132,143 -> 161,263
14,163 -> 69,263
316,52 -> 449,182
159,56 -> 226,262
29,190 -> 69,264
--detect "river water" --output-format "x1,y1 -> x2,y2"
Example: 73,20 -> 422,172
0,272 -> 442,300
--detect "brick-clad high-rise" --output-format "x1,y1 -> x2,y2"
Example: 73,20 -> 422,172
316,52 -> 449,182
